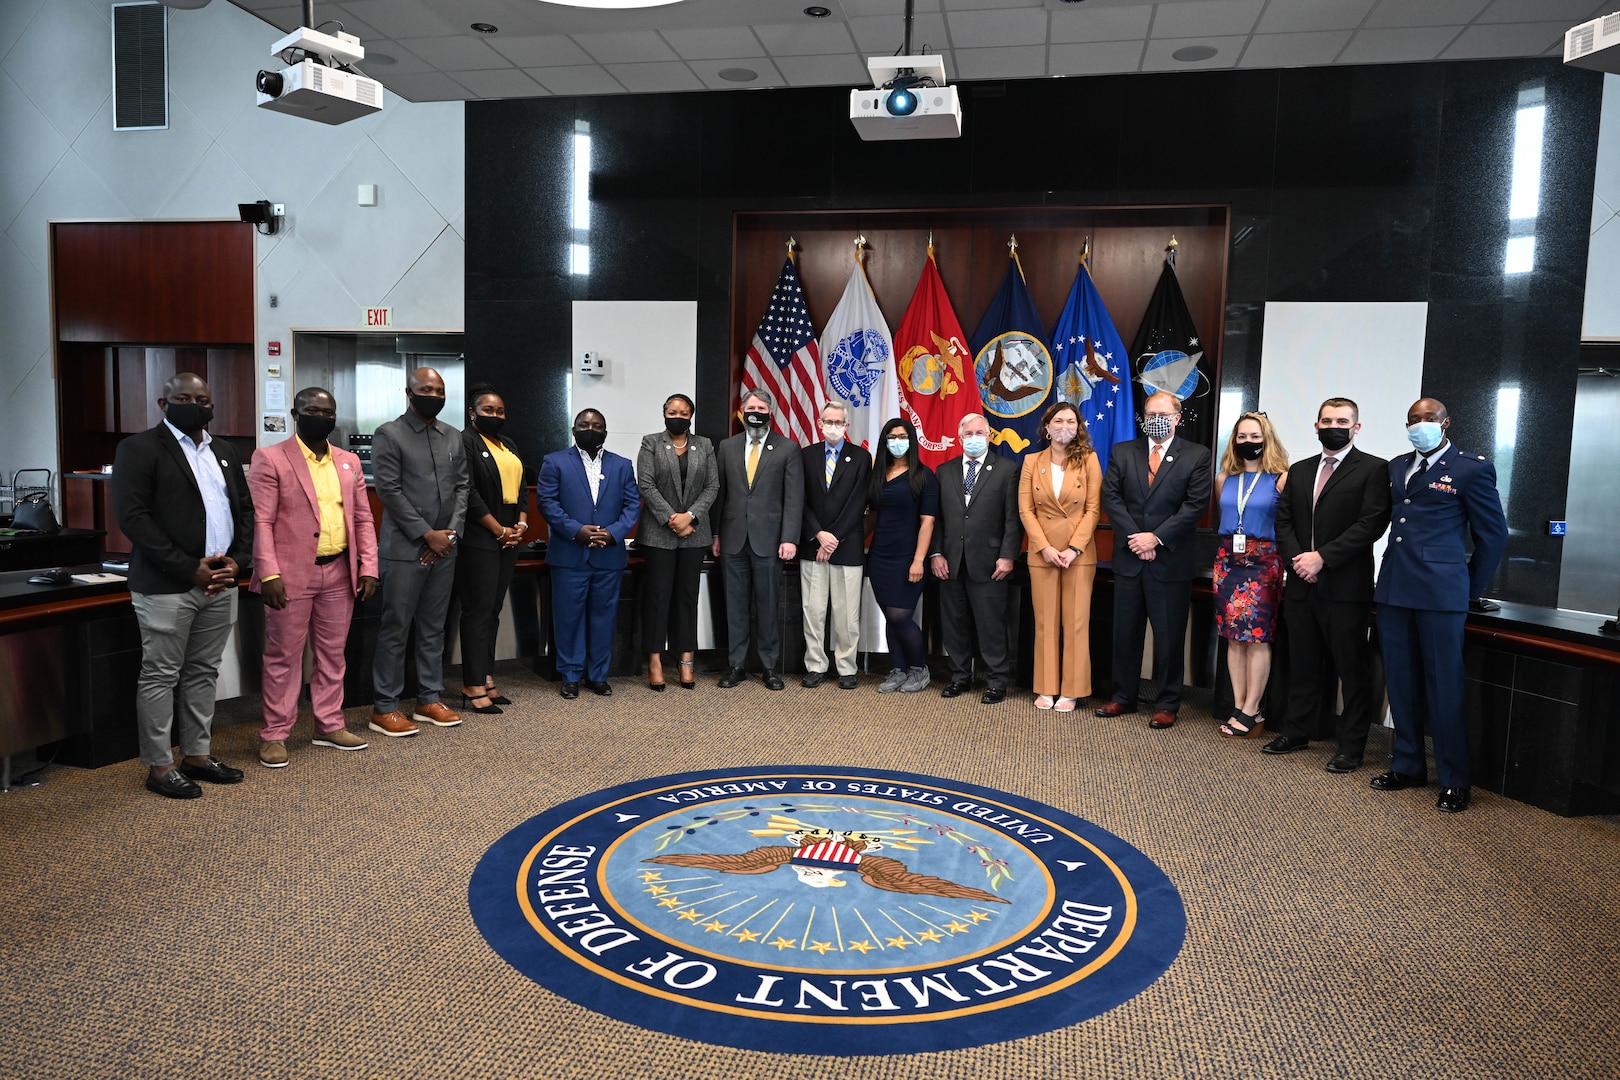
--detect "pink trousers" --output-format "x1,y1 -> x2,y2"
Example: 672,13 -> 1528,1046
260,558 -> 356,740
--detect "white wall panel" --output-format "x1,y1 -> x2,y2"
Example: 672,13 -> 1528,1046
570,300 -> 700,463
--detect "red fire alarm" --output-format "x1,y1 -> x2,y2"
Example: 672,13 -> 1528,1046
267,341 -> 281,356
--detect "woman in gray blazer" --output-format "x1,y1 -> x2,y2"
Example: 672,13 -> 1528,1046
636,394 -> 718,690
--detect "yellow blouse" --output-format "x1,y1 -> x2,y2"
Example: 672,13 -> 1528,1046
482,434 -> 522,505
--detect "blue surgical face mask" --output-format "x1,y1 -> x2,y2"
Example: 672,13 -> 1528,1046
1406,421 -> 1444,454
961,434 -> 988,458
886,438 -> 911,459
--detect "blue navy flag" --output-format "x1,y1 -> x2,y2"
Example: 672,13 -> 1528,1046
1050,257 -> 1135,476
970,253 -> 1053,460
1131,258 -> 1214,449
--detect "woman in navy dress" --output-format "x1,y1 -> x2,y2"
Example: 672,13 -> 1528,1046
1213,411 -> 1288,738
867,417 -> 939,695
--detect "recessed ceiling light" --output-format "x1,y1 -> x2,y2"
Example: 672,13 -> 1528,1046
804,6 -> 831,17
537,0 -> 689,8
471,23 -> 499,33
366,52 -> 397,65
1172,45 -> 1218,62
718,67 -> 758,82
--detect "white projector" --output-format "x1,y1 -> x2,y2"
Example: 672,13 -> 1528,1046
849,55 -> 961,141
257,58 -> 383,125
1565,11 -> 1620,74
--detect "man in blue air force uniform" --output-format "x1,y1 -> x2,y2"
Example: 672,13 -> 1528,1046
1371,398 -> 1507,814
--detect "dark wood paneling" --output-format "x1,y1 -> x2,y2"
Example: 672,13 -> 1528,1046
52,222 -> 255,344
204,347 -> 255,436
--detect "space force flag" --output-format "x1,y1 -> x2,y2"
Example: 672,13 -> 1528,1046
819,252 -> 897,453
893,243 -> 979,467
970,247 -> 1053,460
740,255 -> 826,445
1050,256 -> 1135,476
1131,255 -> 1214,449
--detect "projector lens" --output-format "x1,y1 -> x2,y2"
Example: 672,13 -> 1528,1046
885,87 -> 919,117
256,70 -> 284,97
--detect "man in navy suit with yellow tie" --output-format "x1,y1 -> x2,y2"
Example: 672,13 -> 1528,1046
1371,398 -> 1507,813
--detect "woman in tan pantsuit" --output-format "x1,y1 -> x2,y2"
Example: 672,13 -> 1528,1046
1019,401 -> 1101,712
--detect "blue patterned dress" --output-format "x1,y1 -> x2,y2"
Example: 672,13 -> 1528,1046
1213,470 -> 1283,643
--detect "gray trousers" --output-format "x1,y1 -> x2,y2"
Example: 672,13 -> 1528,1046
723,549 -> 782,671
373,553 -> 457,713
800,560 -> 862,676
130,587 -> 238,767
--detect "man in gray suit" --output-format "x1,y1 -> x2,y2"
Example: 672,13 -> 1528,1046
930,413 -> 1022,704
370,367 -> 470,737
711,388 -> 803,690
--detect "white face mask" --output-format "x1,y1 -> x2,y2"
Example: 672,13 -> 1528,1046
821,422 -> 846,443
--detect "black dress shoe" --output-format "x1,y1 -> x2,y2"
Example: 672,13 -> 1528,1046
837,674 -> 859,689
560,682 -> 580,699
981,685 -> 1007,705
1262,735 -> 1310,756
1325,753 -> 1362,774
1370,770 -> 1426,791
179,757 -> 244,784
717,668 -> 745,689
762,671 -> 785,691
1437,786 -> 1471,813
941,680 -> 971,699
146,769 -> 203,800
586,680 -> 612,696
801,671 -> 828,688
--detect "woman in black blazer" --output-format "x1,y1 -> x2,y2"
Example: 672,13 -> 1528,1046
457,383 -> 530,712
635,394 -> 718,691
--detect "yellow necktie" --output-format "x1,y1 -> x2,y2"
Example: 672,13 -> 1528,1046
747,438 -> 761,487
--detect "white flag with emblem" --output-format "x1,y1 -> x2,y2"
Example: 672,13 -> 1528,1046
818,258 -> 898,455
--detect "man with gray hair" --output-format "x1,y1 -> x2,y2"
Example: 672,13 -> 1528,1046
798,401 -> 871,689
712,388 -> 803,689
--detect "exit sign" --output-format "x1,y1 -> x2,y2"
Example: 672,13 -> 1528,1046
364,306 -> 393,328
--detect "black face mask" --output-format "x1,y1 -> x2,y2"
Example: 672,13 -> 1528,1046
409,393 -> 446,420
1236,441 -> 1265,461
164,402 -> 213,433
1317,426 -> 1352,451
575,429 -> 606,455
296,414 -> 337,444
664,416 -> 691,437
743,411 -> 770,430
472,414 -> 506,438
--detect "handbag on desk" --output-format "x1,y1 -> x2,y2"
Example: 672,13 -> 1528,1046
12,492 -> 61,534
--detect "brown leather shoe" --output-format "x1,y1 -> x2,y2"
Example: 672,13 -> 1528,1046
1148,710 -> 1178,729
368,710 -> 420,738
1094,701 -> 1135,717
413,702 -> 463,728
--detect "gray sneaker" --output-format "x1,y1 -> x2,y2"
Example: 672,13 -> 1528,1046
877,668 -> 908,693
900,665 -> 931,693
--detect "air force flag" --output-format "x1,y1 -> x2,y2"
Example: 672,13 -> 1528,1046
1051,258 -> 1134,476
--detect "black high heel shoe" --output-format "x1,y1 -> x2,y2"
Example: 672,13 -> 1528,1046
460,692 -> 503,715
483,685 -> 512,705
677,659 -> 696,690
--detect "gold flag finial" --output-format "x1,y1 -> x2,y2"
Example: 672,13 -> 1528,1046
1082,235 -> 1091,261
786,236 -> 797,257
1167,234 -> 1178,251
1008,234 -> 1019,254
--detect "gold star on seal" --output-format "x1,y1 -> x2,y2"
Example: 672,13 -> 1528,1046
847,940 -> 875,954
807,941 -> 834,955
944,920 -> 971,934
657,896 -> 681,909
967,911 -> 992,924
644,885 -> 670,896
638,871 -> 664,883
886,936 -> 910,950
677,910 -> 703,922
731,929 -> 761,943
769,936 -> 797,951
702,920 -> 729,933
916,929 -> 943,943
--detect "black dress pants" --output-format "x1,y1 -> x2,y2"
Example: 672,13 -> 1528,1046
640,545 -> 704,654
1278,589 -> 1377,754
1110,571 -> 1192,711
458,542 -> 518,686
939,573 -> 1011,688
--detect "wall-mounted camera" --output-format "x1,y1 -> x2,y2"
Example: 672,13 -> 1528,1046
238,199 -> 284,235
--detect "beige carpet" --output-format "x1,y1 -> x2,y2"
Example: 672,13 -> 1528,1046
2,663 -> 1617,1080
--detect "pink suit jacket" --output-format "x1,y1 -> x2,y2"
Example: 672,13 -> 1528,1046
248,436 -> 378,595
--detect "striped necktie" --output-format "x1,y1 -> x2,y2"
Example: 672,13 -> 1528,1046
826,446 -> 836,488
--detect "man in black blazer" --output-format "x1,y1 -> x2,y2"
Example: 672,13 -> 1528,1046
1265,397 -> 1392,772
112,372 -> 253,799
1096,391 -> 1213,727
711,388 -> 803,690
798,402 -> 871,690
930,412 -> 1021,704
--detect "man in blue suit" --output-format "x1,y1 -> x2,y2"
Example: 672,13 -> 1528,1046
1371,398 -> 1507,813
537,409 -> 641,699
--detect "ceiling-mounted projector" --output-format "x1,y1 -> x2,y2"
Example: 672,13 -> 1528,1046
1566,11 -> 1620,74
256,24 -> 382,124
850,55 -> 961,141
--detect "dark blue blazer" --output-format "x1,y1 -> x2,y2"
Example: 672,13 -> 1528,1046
1374,445 -> 1507,613
537,447 -> 641,570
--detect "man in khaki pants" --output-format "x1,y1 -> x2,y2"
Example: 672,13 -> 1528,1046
798,402 -> 871,690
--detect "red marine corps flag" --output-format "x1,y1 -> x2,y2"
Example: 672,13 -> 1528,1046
739,244 -> 826,443
893,238 -> 979,468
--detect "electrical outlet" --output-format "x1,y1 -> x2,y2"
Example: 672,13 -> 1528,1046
272,203 -> 286,217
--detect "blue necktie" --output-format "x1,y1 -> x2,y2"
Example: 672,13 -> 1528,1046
965,457 -> 980,500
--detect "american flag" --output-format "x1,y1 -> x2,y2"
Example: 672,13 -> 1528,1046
740,256 -> 826,443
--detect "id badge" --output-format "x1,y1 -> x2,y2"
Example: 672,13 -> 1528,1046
1232,532 -> 1247,554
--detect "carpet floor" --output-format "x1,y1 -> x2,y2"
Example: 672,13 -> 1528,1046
2,662 -> 1617,1080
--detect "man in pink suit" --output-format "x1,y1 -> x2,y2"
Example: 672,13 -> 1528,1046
249,388 -> 380,768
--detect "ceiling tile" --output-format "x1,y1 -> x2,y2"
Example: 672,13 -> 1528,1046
526,65 -> 627,96
1441,21 -> 1575,58
301,141 -> 447,305
452,68 -> 547,99
72,97 -> 213,216
771,52 -> 870,86
1049,4 -> 1153,44
951,44 -> 1045,79
358,42 -> 436,78
1141,35 -> 1247,70
1150,0 -> 1266,38
1364,0 -> 1489,29
940,0 -> 1042,9
1255,0 -> 1377,34
1478,0 -> 1607,21
334,0 -> 459,40
686,57 -> 787,90
370,99 -> 465,224
1048,40 -> 1144,75
753,21 -> 858,56
168,1 -> 263,139
0,69 -> 68,235
7,0 -> 110,144
0,0 -> 47,62
571,30 -> 680,64
486,35 -> 593,68
1238,30 -> 1353,67
319,4 -> 388,46
1338,24 -> 1461,61
396,36 -> 510,72
249,6 -> 305,33
376,71 -> 474,102
840,0 -> 941,13
946,8 -> 1047,48
659,26 -> 766,61
605,61 -> 706,93
847,14 -> 951,55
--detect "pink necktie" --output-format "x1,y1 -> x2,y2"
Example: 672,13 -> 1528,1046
1313,456 -> 1336,505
